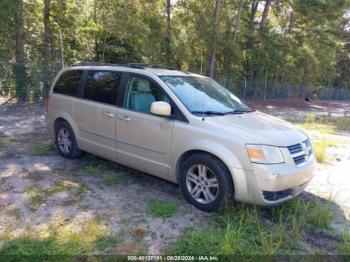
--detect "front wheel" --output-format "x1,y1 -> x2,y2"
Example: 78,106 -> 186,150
179,153 -> 234,212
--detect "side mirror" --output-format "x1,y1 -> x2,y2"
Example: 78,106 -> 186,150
150,101 -> 171,117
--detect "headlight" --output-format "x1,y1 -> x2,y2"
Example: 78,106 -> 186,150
246,144 -> 284,164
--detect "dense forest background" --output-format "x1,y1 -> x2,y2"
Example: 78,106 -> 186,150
0,0 -> 350,101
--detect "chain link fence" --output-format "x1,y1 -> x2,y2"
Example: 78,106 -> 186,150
218,78 -> 350,101
0,62 -> 62,103
1,62 -> 350,105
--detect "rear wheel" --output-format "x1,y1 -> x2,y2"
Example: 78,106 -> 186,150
55,121 -> 82,159
179,153 -> 234,212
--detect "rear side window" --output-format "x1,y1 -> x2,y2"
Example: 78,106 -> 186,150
83,71 -> 121,105
53,70 -> 83,96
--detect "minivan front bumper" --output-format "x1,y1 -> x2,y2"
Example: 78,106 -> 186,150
246,157 -> 316,206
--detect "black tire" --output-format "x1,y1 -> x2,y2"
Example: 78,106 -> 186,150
179,153 -> 234,212
55,121 -> 82,159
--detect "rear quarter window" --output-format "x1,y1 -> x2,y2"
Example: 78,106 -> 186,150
53,70 -> 83,96
83,70 -> 121,105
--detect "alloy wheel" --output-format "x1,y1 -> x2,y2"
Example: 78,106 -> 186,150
57,127 -> 72,154
186,164 -> 219,204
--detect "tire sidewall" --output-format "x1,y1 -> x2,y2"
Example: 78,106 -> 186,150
179,154 -> 234,212
55,122 -> 77,158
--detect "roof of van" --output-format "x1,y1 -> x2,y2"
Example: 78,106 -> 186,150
67,63 -> 198,77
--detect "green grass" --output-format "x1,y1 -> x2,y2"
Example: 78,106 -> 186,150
171,228 -> 223,256
271,197 -> 333,233
312,140 -> 337,163
26,181 -> 80,207
341,233 -> 350,254
284,113 -> 350,134
104,174 -> 121,186
146,198 -> 177,218
334,116 -> 350,131
284,113 -> 343,163
30,142 -> 51,156
171,197 -> 334,256
85,164 -> 110,176
0,219 -> 121,258
0,136 -> 9,148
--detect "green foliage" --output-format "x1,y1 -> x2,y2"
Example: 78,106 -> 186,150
172,197 -> 334,256
26,181 -> 80,207
313,141 -> 328,162
286,113 -> 350,133
85,164 -> 109,176
0,219 -> 121,258
271,198 -> 333,232
104,174 -> 121,186
0,0 -> 350,99
341,232 -> 350,254
30,142 -> 51,156
0,136 -> 9,148
146,198 -> 177,218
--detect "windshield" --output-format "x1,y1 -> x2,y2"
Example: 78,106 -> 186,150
160,75 -> 252,115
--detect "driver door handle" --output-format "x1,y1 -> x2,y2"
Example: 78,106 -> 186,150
103,111 -> 114,118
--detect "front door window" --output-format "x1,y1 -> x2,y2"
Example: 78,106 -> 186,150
123,75 -> 170,114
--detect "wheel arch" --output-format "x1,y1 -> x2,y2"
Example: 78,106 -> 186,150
53,114 -> 80,144
175,149 -> 235,190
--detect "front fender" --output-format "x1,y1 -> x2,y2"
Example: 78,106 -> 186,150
169,138 -> 249,202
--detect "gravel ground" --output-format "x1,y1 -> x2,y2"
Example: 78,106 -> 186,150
0,103 -> 213,254
0,101 -> 349,254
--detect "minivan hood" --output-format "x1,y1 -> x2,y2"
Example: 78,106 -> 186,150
203,111 -> 307,147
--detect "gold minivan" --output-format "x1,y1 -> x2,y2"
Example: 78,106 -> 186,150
46,63 -> 316,211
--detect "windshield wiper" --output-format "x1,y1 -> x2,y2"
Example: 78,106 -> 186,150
192,111 -> 226,116
224,109 -> 256,115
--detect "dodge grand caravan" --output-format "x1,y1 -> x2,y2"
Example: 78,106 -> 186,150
46,63 -> 316,211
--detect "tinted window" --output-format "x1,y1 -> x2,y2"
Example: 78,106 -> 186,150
84,71 -> 121,105
123,75 -> 170,113
53,70 -> 83,96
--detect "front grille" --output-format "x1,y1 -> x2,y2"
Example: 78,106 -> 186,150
287,139 -> 313,166
287,143 -> 302,154
293,155 -> 307,165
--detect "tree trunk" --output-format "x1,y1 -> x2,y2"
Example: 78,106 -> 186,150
223,0 -> 244,77
232,0 -> 245,43
300,68 -> 308,98
260,0 -> 272,27
94,0 -> 100,61
14,0 -> 27,101
165,0 -> 172,64
288,11 -> 294,33
43,0 -> 51,97
208,0 -> 222,78
247,1 -> 259,50
249,1 -> 259,31
247,1 -> 259,87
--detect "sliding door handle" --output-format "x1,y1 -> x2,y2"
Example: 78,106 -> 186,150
118,115 -> 130,121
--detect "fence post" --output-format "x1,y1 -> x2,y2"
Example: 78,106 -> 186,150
243,76 -> 247,99
59,30 -> 65,68
263,67 -> 268,102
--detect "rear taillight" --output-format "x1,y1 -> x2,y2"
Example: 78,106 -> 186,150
45,96 -> 50,114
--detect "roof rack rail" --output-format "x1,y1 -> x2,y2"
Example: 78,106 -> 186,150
73,62 -> 175,70
125,63 -> 174,70
74,62 -> 122,67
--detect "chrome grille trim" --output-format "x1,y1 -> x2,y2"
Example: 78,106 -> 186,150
287,139 -> 313,166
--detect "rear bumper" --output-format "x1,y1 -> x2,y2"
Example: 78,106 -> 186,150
240,157 -> 316,206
